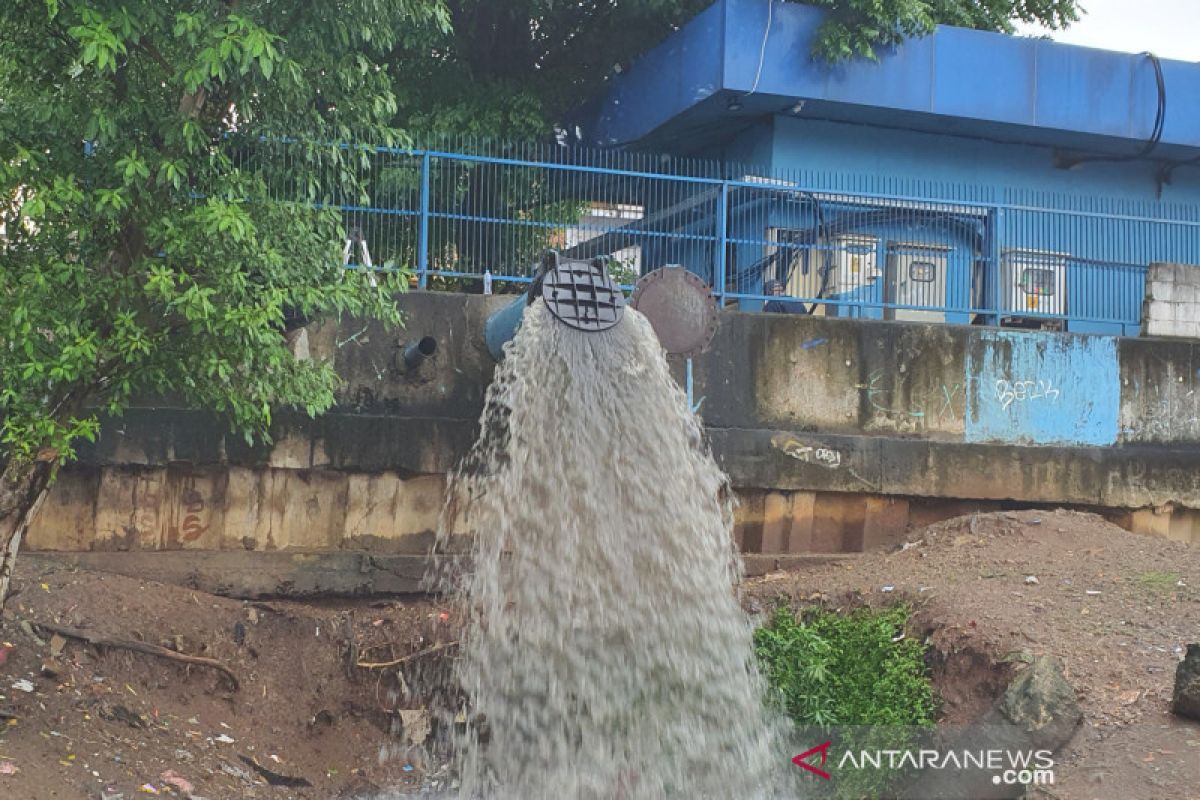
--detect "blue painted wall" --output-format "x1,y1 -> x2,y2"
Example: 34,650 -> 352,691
964,330 -> 1120,446
588,0 -> 1200,158
767,116 -> 1200,207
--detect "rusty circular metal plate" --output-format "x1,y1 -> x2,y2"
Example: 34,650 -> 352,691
629,266 -> 719,356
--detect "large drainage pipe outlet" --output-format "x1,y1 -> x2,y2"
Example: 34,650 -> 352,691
402,336 -> 437,369
485,250 -> 625,361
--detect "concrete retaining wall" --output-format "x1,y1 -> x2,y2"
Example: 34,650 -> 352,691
26,291 -> 1200,562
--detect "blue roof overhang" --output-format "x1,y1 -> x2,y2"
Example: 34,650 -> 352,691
581,0 -> 1200,161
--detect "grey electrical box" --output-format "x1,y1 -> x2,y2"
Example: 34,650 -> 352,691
1001,249 -> 1068,321
884,241 -> 950,323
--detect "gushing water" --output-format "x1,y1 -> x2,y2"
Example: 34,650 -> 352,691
431,303 -> 788,799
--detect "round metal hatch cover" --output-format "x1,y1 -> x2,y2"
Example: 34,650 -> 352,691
540,257 -> 625,332
629,266 -> 719,356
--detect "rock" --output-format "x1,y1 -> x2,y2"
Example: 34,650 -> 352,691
1000,656 -> 1082,750
899,656 -> 1081,799
1172,643 -> 1200,722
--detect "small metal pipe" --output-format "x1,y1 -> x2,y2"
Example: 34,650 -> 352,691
402,336 -> 437,369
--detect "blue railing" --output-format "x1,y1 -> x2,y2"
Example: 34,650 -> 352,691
269,138 -> 1200,337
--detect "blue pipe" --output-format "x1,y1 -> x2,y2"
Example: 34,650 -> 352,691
484,294 -> 531,361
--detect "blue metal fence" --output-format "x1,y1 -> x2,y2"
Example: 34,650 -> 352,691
296,139 -> 1200,337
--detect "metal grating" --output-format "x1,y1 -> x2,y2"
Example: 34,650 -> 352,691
541,256 -> 625,332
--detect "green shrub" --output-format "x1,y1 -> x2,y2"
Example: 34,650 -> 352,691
754,605 -> 935,727
753,605 -> 937,798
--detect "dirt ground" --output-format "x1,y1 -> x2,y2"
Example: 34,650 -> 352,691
0,508 -> 1197,799
0,564 -> 454,800
745,509 -> 1200,800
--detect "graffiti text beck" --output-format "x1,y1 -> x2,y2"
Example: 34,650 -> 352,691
994,378 -> 1060,411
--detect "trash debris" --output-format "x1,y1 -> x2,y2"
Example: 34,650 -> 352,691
213,733 -> 236,744
0,760 -> 17,775
238,754 -> 312,787
11,679 -> 34,693
138,783 -> 159,795
232,622 -> 246,646
881,585 -> 895,593
160,769 -> 195,794
1025,575 -> 1040,585
101,704 -> 147,729
1085,590 -> 1102,596
219,761 -> 254,784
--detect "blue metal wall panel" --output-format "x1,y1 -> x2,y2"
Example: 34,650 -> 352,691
1032,42 -> 1139,141
932,28 -> 1037,126
768,116 -> 1200,205
585,1 -> 724,146
964,330 -> 1120,446
586,0 -> 1200,155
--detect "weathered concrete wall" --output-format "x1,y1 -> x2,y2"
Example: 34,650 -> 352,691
26,292 -> 1200,561
27,464 -> 459,554
690,310 -> 1198,448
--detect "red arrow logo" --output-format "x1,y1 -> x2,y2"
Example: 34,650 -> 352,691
792,740 -> 833,780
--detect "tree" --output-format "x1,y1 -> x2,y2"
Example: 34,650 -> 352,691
0,0 -> 448,608
807,0 -> 1080,61
381,0 -> 1081,139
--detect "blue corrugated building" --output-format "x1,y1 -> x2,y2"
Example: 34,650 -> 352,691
574,0 -> 1200,336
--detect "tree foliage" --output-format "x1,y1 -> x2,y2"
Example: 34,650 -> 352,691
807,0 -> 1080,61
383,0 -> 711,140
0,0 -> 447,603
381,0 -> 1081,139
1,0 -> 446,466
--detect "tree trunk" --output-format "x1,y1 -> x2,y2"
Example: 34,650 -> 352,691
0,455 -> 54,613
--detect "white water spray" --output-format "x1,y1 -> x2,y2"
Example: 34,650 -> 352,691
431,302 -> 789,799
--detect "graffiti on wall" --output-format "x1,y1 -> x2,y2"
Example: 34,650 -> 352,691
861,369 -> 964,427
965,330 -> 1118,446
993,378 -> 1060,410
771,434 -> 843,468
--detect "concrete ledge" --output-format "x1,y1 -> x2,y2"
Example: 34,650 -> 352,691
23,551 -> 461,598
22,551 -> 855,598
708,428 -> 1200,509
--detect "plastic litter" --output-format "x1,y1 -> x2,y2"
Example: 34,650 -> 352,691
160,769 -> 195,794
